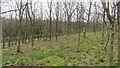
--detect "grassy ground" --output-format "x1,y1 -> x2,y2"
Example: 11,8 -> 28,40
2,32 -> 118,66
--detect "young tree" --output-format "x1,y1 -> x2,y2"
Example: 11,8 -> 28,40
0,0 -> 2,49
55,2 -> 60,41
47,1 -> 53,41
83,2 -> 92,38
38,2 -> 43,41
76,2 -> 83,44
101,4 -> 106,44
101,0 -> 117,65
8,13 -> 12,47
63,2 -> 76,39
117,1 -> 120,65
16,0 -> 26,52
26,1 -> 37,47
17,0 -> 23,52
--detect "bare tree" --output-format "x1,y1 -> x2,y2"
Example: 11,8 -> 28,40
83,2 -> 92,38
14,0 -> 27,52
8,13 -> 12,47
101,0 -> 117,65
101,3 -> 106,44
38,2 -> 43,41
26,1 -> 35,47
17,0 -> 24,52
76,2 -> 82,44
63,2 -> 76,39
55,2 -> 60,41
47,1 -> 53,41
117,1 -> 120,66
0,0 -> 2,50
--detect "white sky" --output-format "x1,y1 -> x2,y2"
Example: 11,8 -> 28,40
1,0 -> 101,17
1,0 -> 119,22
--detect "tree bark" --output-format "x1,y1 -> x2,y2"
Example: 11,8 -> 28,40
83,2 -> 92,38
55,2 -> 59,41
101,1 -> 115,65
49,2 -> 52,41
101,9 -> 106,44
17,5 -> 22,52
117,1 -> 120,66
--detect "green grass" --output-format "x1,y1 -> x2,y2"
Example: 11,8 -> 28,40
2,32 -> 118,66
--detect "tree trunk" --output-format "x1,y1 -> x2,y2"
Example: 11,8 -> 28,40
83,2 -> 92,38
83,23 -> 86,38
17,18 -> 21,52
76,3 -> 81,44
56,19 -> 58,41
101,9 -> 106,44
101,1 -> 116,65
17,19 -> 21,53
109,24 -> 114,65
55,2 -> 59,41
67,16 -> 71,39
17,1 -> 22,52
8,34 -> 11,47
117,1 -> 120,65
2,39 -> 5,48
49,2 -> 52,41
31,26 -> 34,47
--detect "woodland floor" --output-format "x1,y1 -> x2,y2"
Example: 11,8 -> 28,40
2,32 -> 118,66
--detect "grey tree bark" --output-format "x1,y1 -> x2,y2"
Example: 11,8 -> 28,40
83,2 -> 92,38
101,0 -> 116,65
117,1 -> 120,66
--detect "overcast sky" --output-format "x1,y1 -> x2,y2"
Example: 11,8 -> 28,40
1,0 -> 119,22
1,0 -> 101,17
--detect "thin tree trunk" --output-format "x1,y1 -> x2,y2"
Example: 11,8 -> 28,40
101,9 -> 106,44
56,19 -> 58,41
117,1 -> 120,65
27,2 -> 34,47
8,34 -> 11,47
17,20 -> 21,52
101,1 -> 115,65
49,2 -> 52,41
17,1 -> 23,52
83,2 -> 92,38
109,24 -> 114,65
83,23 -> 86,38
2,38 -> 5,48
76,3 -> 81,44
55,2 -> 59,41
